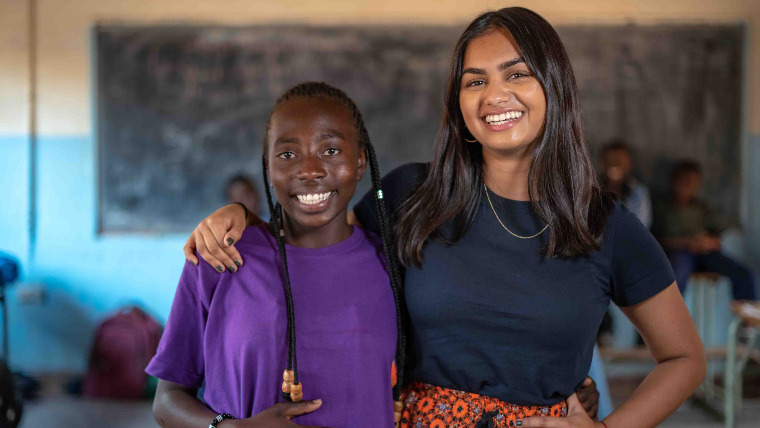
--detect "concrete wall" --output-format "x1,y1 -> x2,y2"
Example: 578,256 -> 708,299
1,0 -> 758,372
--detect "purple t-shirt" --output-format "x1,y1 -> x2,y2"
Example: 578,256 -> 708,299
146,224 -> 397,426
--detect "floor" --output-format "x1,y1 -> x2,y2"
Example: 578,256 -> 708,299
18,396 -> 760,428
16,365 -> 760,428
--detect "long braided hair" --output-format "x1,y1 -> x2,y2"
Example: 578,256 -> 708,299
261,82 -> 407,402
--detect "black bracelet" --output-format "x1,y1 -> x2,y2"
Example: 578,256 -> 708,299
209,413 -> 234,428
232,202 -> 248,222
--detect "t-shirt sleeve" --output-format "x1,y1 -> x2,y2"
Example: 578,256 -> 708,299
145,259 -> 213,388
609,203 -> 676,307
353,162 -> 428,235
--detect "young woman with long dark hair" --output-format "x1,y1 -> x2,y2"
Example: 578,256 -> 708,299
184,8 -> 704,427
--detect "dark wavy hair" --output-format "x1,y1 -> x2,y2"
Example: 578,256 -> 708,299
396,7 -> 613,266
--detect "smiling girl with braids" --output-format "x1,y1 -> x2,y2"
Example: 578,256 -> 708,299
184,7 -> 705,428
148,82 -> 407,428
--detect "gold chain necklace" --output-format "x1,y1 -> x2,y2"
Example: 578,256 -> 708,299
483,182 -> 549,239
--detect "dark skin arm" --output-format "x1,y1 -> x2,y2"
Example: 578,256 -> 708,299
153,380 -> 218,427
153,379 -> 327,428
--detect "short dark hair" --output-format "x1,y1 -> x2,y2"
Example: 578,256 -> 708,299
224,174 -> 258,199
670,160 -> 702,182
600,140 -> 632,158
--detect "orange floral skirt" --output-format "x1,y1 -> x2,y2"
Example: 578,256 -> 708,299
400,382 -> 567,428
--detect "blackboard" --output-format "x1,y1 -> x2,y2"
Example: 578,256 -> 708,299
560,25 -> 744,217
96,24 -> 743,233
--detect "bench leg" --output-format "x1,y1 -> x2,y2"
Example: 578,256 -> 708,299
724,315 -> 742,428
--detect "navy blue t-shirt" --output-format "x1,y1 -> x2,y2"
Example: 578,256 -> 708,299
354,163 -> 675,406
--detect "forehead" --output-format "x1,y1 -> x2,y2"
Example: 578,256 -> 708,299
270,96 -> 354,134
675,170 -> 701,182
604,148 -> 631,160
463,28 -> 521,66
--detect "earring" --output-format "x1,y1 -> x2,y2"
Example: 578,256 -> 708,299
463,127 -> 478,143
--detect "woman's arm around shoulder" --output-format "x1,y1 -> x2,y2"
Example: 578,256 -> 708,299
185,162 -> 427,271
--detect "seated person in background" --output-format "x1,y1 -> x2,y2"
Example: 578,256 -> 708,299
652,160 -> 756,300
225,174 -> 261,217
598,142 -> 652,350
600,141 -> 652,228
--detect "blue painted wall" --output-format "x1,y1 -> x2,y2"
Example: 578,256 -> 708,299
1,134 -> 189,372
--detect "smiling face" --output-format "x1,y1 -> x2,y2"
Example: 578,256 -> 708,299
601,148 -> 633,183
266,96 -> 366,234
459,28 -> 546,157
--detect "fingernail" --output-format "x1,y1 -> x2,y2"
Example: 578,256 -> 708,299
228,265 -> 236,273
235,260 -> 242,267
227,237 -> 234,245
312,399 -> 322,404
216,265 -> 224,273
515,420 -> 523,426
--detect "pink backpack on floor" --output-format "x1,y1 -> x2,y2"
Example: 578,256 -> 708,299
83,306 -> 162,399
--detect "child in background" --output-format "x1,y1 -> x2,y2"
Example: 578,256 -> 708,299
147,82 -> 406,427
599,141 -> 652,228
225,174 -> 262,220
653,160 -> 756,300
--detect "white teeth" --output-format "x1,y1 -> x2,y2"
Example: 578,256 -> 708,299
485,111 -> 523,125
296,192 -> 333,205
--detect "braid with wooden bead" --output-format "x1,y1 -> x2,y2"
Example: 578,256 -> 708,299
262,157 -> 300,401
